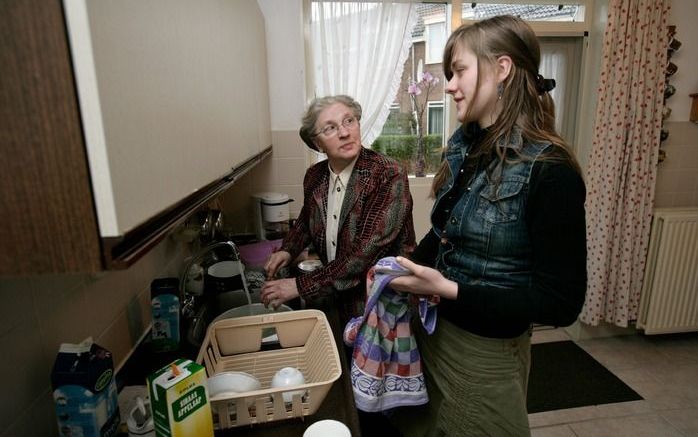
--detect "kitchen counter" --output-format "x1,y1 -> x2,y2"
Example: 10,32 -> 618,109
116,299 -> 360,436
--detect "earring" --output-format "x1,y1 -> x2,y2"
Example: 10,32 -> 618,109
497,82 -> 503,100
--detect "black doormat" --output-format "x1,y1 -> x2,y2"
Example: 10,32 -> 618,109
527,340 -> 643,413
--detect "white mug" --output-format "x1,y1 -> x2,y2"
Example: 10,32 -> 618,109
303,419 -> 351,437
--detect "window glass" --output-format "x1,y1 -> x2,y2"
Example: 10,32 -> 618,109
461,3 -> 585,22
427,102 -> 444,135
382,104 -> 410,135
539,36 -> 583,144
372,3 -> 448,176
426,21 -> 446,64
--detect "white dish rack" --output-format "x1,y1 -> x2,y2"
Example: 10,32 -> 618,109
196,309 -> 342,429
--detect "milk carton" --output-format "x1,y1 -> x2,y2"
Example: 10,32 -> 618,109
51,338 -> 121,437
147,359 -> 213,437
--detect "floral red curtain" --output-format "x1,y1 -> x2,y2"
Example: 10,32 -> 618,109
581,0 -> 671,327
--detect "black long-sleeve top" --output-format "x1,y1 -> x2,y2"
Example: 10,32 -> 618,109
411,159 -> 587,338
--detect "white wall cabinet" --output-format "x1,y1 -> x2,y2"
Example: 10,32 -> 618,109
65,0 -> 271,237
0,0 -> 271,275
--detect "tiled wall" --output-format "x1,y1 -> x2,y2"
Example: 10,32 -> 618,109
0,238 -> 186,436
654,121 -> 698,208
219,130 -> 308,233
408,177 -> 436,239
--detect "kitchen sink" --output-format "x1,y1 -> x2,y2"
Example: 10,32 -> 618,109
182,287 -> 260,352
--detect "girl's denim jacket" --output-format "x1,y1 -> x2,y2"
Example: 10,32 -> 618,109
432,125 -> 551,290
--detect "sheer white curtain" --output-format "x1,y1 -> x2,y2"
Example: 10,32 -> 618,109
539,37 -> 583,147
309,1 -> 417,146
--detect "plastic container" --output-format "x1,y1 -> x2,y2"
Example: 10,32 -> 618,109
150,277 -> 180,352
237,239 -> 283,268
126,397 -> 154,437
196,310 -> 341,429
212,303 -> 292,323
213,303 -> 293,344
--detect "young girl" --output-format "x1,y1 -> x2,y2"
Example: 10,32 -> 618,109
390,15 -> 587,436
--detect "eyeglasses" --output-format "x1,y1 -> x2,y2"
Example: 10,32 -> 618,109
314,116 -> 358,138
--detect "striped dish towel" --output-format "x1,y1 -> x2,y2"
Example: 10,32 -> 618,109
343,257 -> 438,412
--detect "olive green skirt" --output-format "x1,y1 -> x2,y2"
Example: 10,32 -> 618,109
392,318 -> 532,437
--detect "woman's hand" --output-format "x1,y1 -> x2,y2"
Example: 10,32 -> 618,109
264,250 -> 292,280
389,256 -> 459,300
261,278 -> 300,309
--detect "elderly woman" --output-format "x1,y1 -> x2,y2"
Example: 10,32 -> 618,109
261,95 -> 415,323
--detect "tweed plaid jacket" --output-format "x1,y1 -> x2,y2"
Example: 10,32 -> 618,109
281,147 -> 416,319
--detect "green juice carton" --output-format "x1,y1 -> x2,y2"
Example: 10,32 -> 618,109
147,359 -> 213,437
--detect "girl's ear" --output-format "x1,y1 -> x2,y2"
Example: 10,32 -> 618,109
495,55 -> 513,83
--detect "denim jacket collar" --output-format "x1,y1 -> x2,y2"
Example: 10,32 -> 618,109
446,124 -> 525,157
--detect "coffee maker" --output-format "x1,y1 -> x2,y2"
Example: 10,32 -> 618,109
251,192 -> 293,240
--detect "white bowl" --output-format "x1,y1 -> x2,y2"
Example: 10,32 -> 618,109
303,419 -> 351,437
207,260 -> 244,277
207,371 -> 261,398
271,367 -> 306,403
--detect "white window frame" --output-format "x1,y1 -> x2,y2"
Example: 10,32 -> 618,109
424,19 -> 447,65
426,101 -> 444,135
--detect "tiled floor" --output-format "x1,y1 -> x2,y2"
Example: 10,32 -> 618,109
529,328 -> 698,437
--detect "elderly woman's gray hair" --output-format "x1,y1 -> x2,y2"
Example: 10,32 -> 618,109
299,95 -> 362,150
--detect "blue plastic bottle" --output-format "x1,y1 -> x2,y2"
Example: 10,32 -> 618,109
151,277 -> 180,352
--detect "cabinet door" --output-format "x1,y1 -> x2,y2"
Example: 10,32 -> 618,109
0,0 -> 103,274
65,0 -> 271,238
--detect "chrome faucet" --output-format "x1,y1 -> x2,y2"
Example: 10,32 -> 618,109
179,240 -> 241,318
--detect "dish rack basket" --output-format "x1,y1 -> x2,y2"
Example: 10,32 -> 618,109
196,309 -> 342,429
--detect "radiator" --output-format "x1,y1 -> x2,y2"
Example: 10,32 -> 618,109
638,207 -> 698,334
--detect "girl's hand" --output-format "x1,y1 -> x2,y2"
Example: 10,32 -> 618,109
264,250 -> 291,280
389,256 -> 459,300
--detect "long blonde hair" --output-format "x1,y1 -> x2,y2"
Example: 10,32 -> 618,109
432,15 -> 581,195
